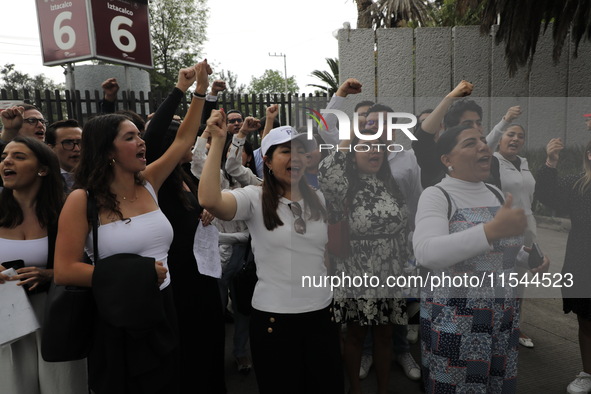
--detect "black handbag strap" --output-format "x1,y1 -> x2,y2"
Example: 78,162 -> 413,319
87,190 -> 99,263
434,186 -> 453,220
435,184 -> 505,221
484,183 -> 505,205
244,235 -> 254,267
46,222 -> 57,270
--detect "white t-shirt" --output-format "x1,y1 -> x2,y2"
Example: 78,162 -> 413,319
229,186 -> 332,313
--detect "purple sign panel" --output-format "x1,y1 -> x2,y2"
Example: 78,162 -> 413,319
36,0 -> 93,65
90,0 -> 153,68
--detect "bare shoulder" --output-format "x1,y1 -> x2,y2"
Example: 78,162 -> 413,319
61,189 -> 88,217
65,188 -> 87,204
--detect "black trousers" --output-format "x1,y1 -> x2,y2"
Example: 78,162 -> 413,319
250,305 -> 344,394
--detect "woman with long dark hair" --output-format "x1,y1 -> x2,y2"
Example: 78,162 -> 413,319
54,62 -> 208,394
535,138 -> 591,394
199,110 -> 344,394
141,65 -> 225,392
318,131 -> 408,394
0,136 -> 87,393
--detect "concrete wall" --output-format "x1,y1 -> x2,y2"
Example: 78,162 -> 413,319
66,64 -> 150,113
337,28 -> 376,119
338,25 -> 591,150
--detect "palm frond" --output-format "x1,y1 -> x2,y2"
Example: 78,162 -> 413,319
373,0 -> 432,27
457,0 -> 591,76
326,58 -> 340,79
307,83 -> 331,92
308,58 -> 340,95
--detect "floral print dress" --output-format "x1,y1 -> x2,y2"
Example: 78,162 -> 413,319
318,151 -> 408,325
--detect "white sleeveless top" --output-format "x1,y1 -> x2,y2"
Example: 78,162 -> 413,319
0,237 -> 48,268
85,183 -> 174,290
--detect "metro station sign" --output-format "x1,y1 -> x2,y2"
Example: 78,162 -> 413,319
36,0 -> 153,69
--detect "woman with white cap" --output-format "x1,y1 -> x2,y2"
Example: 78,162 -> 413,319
199,109 -> 344,394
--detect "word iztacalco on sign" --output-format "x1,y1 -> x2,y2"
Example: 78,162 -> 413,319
107,2 -> 134,16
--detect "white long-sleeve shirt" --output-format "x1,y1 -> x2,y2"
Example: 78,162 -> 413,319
413,176 -> 497,270
225,135 -> 262,187
190,136 -> 249,264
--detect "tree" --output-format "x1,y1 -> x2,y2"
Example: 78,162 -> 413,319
248,70 -> 299,94
0,63 -> 64,94
426,0 -> 483,27
356,0 -> 374,28
457,0 -> 591,75
149,0 -> 208,92
212,69 -> 246,95
307,58 -> 339,96
355,0 -> 432,28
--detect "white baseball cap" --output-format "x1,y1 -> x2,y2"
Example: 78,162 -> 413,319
261,126 -> 317,156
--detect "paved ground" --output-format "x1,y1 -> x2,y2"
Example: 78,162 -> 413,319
222,222 -> 579,393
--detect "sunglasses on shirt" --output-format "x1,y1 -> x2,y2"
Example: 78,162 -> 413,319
289,202 -> 306,235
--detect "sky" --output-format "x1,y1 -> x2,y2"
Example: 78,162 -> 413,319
0,0 -> 358,94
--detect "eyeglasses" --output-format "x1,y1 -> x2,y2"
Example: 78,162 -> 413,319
289,202 -> 306,235
60,139 -> 82,151
460,119 -> 483,128
228,118 -> 243,124
23,117 -> 49,126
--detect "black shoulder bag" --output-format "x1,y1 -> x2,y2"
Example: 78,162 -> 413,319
231,237 -> 257,316
41,191 -> 98,362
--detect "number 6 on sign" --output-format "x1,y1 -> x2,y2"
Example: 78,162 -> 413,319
110,16 -> 136,53
54,12 -> 76,50
37,0 -> 152,68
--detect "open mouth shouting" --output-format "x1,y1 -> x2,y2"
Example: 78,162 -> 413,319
368,155 -> 381,165
289,164 -> 302,178
477,154 -> 491,168
2,168 -> 16,180
136,150 -> 146,164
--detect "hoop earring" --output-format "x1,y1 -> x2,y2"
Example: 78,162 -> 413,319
269,169 -> 273,176
447,165 -> 454,172
37,172 -> 43,176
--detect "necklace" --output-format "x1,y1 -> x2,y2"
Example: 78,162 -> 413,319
119,187 -> 138,203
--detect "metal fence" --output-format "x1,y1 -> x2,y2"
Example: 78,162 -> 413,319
0,88 -> 330,129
